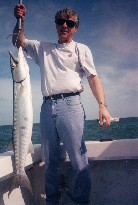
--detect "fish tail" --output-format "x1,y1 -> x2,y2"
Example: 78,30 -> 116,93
8,175 -> 19,197
8,173 -> 33,198
20,173 -> 33,195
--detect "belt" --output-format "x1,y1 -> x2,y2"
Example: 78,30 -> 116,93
43,92 -> 80,101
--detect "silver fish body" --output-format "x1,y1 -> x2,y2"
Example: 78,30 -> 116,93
9,47 -> 33,197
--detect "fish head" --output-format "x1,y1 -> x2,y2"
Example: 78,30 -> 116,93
9,47 -> 29,83
9,51 -> 19,71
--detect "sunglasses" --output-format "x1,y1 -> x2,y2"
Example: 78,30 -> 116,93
55,18 -> 77,28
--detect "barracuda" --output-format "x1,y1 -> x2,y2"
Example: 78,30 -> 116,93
9,47 -> 33,200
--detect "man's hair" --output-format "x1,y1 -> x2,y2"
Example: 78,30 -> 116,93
55,8 -> 79,27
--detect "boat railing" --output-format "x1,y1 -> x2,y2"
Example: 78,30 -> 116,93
1,139 -> 138,181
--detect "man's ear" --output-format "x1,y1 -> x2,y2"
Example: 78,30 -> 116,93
74,27 -> 78,32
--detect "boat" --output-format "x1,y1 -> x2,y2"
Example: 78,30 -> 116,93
110,117 -> 120,122
0,138 -> 138,205
97,117 -> 120,125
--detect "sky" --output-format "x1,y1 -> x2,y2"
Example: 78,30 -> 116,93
0,0 -> 138,125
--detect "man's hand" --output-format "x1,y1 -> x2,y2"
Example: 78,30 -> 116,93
14,4 -> 26,20
99,105 -> 111,128
13,4 -> 26,48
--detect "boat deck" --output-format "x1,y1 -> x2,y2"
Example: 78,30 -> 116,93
60,159 -> 138,205
0,140 -> 138,205
1,159 -> 138,205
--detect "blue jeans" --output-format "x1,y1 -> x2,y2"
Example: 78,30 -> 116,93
40,95 -> 91,205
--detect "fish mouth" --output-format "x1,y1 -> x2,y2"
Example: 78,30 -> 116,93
9,51 -> 18,61
9,51 -> 19,68
9,51 -> 13,57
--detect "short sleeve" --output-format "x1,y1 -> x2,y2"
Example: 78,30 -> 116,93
83,46 -> 97,77
24,39 -> 41,65
76,43 -> 97,77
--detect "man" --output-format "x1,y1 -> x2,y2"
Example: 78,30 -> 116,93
13,4 -> 111,205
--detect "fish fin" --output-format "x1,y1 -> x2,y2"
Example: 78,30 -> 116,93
8,173 -> 33,198
20,173 -> 33,195
19,173 -> 34,204
7,133 -> 14,151
8,175 -> 19,198
7,138 -> 14,151
28,142 -> 34,154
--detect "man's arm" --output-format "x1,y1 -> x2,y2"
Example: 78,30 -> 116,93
12,4 -> 26,48
87,74 -> 111,128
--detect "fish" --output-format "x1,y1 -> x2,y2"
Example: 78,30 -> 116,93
8,46 -> 33,198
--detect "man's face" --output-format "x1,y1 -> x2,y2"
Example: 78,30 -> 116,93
56,17 -> 78,43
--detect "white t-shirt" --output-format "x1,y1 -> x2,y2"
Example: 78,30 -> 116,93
25,39 -> 97,96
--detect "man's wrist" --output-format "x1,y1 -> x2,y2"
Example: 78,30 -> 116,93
99,101 -> 107,108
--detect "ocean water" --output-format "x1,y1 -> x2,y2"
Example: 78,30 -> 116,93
0,117 -> 138,154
